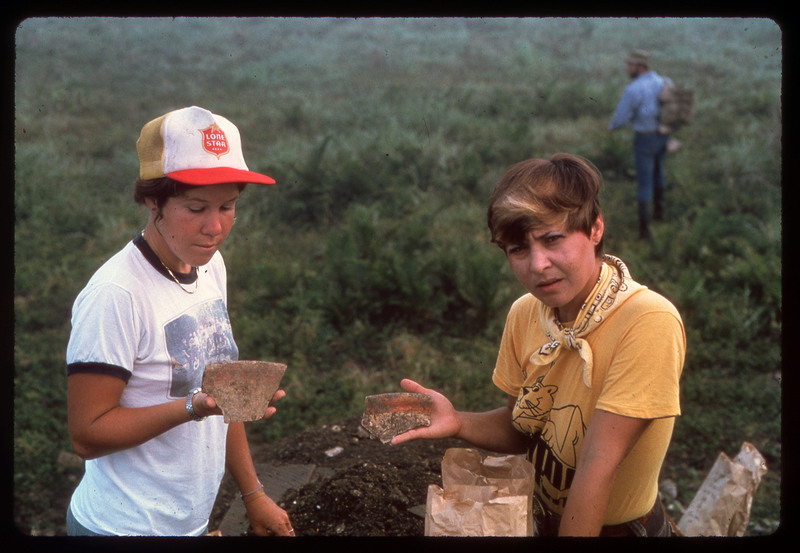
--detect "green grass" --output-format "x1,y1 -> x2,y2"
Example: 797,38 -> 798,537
14,17 -> 782,536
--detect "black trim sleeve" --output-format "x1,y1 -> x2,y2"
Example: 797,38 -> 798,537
67,362 -> 131,383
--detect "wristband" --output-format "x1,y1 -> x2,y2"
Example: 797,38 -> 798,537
243,488 -> 267,505
241,483 -> 264,499
186,387 -> 205,421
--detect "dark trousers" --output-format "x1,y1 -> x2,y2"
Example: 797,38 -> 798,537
634,132 -> 669,238
633,132 -> 669,204
532,495 -> 678,537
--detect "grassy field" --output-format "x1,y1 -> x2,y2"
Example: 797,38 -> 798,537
13,17 -> 782,536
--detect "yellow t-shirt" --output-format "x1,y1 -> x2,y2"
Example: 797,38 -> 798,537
492,288 -> 685,524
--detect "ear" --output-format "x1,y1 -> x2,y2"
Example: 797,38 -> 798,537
143,197 -> 160,217
591,215 -> 605,244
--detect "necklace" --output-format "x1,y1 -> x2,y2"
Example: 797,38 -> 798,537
141,230 -> 199,294
162,263 -> 199,294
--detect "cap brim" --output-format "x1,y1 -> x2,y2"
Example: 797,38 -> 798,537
167,167 -> 276,186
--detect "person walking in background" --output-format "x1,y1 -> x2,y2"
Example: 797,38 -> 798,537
66,106 -> 295,537
395,154 -> 685,536
608,50 -> 671,240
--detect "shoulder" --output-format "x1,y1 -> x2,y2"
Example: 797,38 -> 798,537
623,79 -> 640,94
621,288 -> 682,321
507,293 -> 540,317
502,294 -> 543,335
603,288 -> 685,349
627,72 -> 661,93
76,243 -> 140,300
510,292 -> 537,308
203,251 -> 226,273
646,72 -> 670,93
202,251 -> 227,286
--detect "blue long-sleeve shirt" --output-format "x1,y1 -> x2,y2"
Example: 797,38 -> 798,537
608,71 -> 669,133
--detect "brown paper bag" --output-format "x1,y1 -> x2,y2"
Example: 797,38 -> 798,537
677,442 -> 768,537
425,448 -> 535,536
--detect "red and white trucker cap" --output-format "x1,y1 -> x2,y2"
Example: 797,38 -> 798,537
136,106 -> 275,186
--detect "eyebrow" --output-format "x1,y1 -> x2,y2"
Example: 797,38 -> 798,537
181,194 -> 240,204
531,228 -> 564,241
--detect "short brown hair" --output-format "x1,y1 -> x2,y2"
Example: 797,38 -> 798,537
487,153 -> 603,255
134,177 -> 247,221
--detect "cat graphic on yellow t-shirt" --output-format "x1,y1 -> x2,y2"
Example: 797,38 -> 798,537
512,375 -> 587,469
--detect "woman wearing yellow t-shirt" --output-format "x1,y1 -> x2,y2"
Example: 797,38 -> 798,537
394,153 -> 685,537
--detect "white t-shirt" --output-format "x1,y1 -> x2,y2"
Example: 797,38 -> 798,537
66,236 -> 237,536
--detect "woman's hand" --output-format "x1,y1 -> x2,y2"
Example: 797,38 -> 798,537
244,493 -> 296,537
390,380 -> 527,454
390,379 -> 461,445
193,389 -> 286,420
261,389 -> 286,420
190,390 -> 223,418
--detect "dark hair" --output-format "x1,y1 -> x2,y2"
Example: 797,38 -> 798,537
134,177 -> 247,220
487,153 -> 604,256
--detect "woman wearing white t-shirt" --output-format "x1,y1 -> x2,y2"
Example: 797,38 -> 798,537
66,106 -> 295,537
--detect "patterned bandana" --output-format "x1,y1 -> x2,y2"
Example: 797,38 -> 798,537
528,255 -> 645,388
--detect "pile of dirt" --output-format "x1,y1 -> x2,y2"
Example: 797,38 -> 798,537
209,414 -> 474,536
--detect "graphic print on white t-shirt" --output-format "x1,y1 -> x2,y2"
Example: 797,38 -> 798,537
165,298 -> 238,398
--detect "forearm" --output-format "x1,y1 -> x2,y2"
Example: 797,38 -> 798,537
70,399 -> 191,459
609,95 -> 634,130
558,461 -> 616,536
225,422 -> 295,536
393,380 -> 527,452
225,422 -> 261,494
454,407 -> 528,454
557,410 -> 651,536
